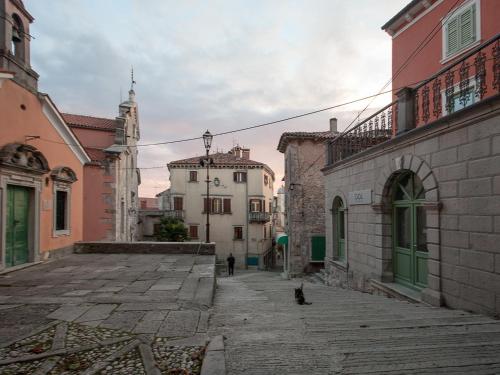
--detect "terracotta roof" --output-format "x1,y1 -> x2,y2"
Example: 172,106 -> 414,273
277,131 -> 338,153
63,113 -> 118,131
84,147 -> 107,163
169,152 -> 274,178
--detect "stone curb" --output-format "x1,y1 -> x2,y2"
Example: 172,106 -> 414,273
200,335 -> 225,375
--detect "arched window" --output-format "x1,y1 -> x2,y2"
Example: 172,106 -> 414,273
332,196 -> 345,261
392,172 -> 428,289
11,14 -> 24,60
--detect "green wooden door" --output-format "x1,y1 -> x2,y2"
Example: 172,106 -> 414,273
393,174 -> 428,289
311,236 -> 326,262
6,185 -> 30,267
337,209 -> 345,261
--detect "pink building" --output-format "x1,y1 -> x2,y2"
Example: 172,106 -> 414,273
63,91 -> 141,242
0,0 -> 90,269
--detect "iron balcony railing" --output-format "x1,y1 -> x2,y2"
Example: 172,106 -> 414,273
327,103 -> 395,165
249,212 -> 271,223
163,210 -> 184,220
413,34 -> 500,127
327,34 -> 500,166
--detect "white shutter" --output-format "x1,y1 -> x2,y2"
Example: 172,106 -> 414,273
459,5 -> 475,48
446,17 -> 459,56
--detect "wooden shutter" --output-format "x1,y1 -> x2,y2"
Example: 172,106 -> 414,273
233,172 -> 237,182
242,172 -> 247,182
446,17 -> 459,56
174,197 -> 183,210
189,225 -> 198,238
223,198 -> 231,213
261,200 -> 264,212
459,5 -> 474,48
203,198 -> 209,213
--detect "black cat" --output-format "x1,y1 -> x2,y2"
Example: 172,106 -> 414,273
294,283 -> 312,305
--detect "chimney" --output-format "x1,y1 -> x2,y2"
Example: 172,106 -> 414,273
330,118 -> 338,133
242,148 -> 250,160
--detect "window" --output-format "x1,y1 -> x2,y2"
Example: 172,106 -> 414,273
223,198 -> 231,213
234,226 -> 243,240
250,199 -> 262,212
264,175 -> 268,186
263,226 -> 267,239
189,171 -> 198,182
174,196 -> 183,210
212,198 -> 222,213
55,190 -> 68,231
443,1 -> 479,59
203,198 -> 231,214
234,171 -> 247,183
189,225 -> 199,239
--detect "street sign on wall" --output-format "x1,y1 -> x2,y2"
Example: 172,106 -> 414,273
348,189 -> 372,205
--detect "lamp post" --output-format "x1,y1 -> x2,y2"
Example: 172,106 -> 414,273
203,130 -> 213,243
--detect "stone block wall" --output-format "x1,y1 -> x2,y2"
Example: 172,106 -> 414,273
75,241 -> 216,255
323,98 -> 500,317
285,140 -> 326,274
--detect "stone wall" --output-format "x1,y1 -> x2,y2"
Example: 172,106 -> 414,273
75,241 -> 216,255
323,97 -> 500,317
285,140 -> 326,274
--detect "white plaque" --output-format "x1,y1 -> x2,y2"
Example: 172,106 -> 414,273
348,189 -> 372,205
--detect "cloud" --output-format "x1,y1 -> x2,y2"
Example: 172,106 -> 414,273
25,0 -> 404,197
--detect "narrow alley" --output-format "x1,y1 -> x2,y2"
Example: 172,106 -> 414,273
209,271 -> 500,375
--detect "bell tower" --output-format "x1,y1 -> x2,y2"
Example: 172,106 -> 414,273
0,0 -> 38,91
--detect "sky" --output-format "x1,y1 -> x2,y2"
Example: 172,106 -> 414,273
25,0 -> 406,197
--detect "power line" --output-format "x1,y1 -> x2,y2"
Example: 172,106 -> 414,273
342,0 -> 462,135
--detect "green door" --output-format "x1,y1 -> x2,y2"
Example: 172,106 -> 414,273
393,173 -> 428,289
311,236 -> 326,262
337,208 -> 345,261
6,185 -> 30,267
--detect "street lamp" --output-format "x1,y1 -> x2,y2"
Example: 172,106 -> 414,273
203,130 -> 213,243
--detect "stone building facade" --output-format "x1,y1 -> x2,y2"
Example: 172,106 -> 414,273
277,120 -> 338,275
168,146 -> 275,268
63,88 -> 141,242
323,0 -> 500,316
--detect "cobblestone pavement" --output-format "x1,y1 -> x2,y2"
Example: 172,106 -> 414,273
0,253 -> 215,374
209,271 -> 500,375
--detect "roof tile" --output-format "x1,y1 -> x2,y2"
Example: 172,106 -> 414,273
63,113 -> 118,131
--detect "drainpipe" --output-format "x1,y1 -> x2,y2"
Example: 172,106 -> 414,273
245,171 -> 249,269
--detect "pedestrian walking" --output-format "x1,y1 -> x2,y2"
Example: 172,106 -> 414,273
227,253 -> 235,276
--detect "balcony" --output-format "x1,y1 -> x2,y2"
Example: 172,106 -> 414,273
326,34 -> 500,166
249,212 -> 271,223
163,210 -> 184,220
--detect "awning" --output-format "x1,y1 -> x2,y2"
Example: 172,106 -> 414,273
276,234 -> 288,246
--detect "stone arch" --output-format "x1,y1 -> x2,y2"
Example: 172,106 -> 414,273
373,154 -> 438,207
50,166 -> 77,183
371,154 -> 442,305
0,143 -> 50,174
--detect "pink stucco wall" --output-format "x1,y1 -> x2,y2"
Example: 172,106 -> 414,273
70,127 -> 116,241
0,79 -> 85,253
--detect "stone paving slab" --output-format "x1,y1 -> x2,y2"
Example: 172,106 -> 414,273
209,271 -> 500,375
0,253 -> 217,373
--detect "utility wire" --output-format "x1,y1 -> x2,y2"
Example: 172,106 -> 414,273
341,0 -> 462,136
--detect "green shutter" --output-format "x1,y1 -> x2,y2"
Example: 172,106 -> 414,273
459,5 -> 474,48
446,17 -> 459,56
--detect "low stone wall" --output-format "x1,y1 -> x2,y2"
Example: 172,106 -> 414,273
74,241 -> 216,255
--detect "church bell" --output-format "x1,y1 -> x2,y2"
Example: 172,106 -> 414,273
12,28 -> 22,43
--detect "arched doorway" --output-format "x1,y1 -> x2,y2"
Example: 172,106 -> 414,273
393,172 -> 428,289
332,197 -> 345,261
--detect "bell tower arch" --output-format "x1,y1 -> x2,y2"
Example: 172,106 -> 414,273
0,0 -> 38,91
